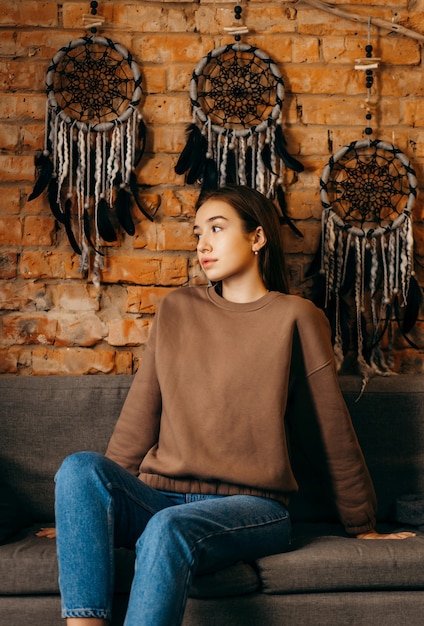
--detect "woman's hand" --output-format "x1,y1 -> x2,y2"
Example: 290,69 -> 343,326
356,530 -> 416,540
35,527 -> 56,539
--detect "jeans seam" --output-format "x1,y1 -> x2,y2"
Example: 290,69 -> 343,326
107,480 -> 167,517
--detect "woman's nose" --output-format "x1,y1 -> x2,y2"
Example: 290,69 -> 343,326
197,235 -> 211,252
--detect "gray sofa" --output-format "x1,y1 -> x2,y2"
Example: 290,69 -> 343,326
1,374 -> 424,626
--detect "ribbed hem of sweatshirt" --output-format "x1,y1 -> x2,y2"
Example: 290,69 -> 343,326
138,472 -> 291,507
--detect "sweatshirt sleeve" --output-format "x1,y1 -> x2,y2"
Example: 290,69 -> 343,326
295,302 -> 377,535
105,318 -> 162,475
306,361 -> 377,535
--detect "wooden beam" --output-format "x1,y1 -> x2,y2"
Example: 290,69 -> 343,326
300,0 -> 424,42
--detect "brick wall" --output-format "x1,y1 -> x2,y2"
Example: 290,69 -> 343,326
0,0 -> 423,375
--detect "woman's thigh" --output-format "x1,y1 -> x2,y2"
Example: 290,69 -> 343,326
140,493 -> 292,574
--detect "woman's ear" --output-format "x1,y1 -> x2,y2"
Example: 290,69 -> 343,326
253,226 -> 267,252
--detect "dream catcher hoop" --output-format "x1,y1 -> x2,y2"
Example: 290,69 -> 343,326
315,31 -> 421,381
175,7 -> 304,235
28,30 -> 152,285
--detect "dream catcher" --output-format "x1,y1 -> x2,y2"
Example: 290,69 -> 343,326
175,5 -> 304,235
313,29 -> 421,381
28,1 -> 152,285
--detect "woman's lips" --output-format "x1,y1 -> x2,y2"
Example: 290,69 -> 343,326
201,259 -> 217,268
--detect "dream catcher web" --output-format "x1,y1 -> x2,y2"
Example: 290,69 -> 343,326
175,6 -> 304,235
312,31 -> 422,381
28,25 -> 152,286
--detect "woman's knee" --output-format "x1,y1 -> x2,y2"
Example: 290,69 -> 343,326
55,451 -> 105,486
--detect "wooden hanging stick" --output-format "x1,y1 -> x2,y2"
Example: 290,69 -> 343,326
300,0 -> 424,42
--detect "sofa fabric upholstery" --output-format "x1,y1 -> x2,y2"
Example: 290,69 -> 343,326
1,374 -> 424,626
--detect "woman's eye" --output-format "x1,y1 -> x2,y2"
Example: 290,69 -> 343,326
212,225 -> 222,233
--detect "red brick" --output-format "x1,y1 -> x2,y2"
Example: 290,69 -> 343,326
20,251 -> 82,280
0,218 -> 23,245
115,350 -> 134,375
0,281 -> 49,311
0,156 -> 34,182
23,216 -> 55,246
134,220 -> 196,252
133,34 -> 214,64
101,254 -> 188,286
31,347 -> 117,375
2,313 -> 57,345
55,284 -> 100,312
108,318 -> 151,347
126,286 -> 174,314
0,348 -> 19,373
0,254 -> 18,279
55,314 -> 106,347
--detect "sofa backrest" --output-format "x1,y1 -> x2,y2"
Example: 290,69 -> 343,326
0,374 -> 423,523
0,375 -> 132,521
289,375 -> 424,524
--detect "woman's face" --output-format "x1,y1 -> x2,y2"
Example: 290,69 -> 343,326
194,199 -> 261,286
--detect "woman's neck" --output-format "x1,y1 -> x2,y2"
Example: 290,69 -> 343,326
221,280 -> 269,304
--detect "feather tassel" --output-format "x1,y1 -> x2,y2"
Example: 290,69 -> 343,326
402,274 -> 423,334
175,124 -> 206,175
275,125 -> 304,173
129,171 -> 154,222
245,145 -> 253,188
97,197 -> 118,242
63,198 -> 81,255
225,149 -> 237,184
276,186 -> 303,237
261,143 -> 277,175
47,177 -> 66,224
202,158 -> 219,190
115,185 -> 135,236
134,117 -> 147,166
83,207 -> 104,255
28,151 -> 54,201
186,134 -> 208,184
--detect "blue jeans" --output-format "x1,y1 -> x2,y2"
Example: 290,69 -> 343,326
55,451 -> 291,626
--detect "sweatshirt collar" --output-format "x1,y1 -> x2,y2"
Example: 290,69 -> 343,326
206,285 -> 280,312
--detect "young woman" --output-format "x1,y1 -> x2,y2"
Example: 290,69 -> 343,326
53,185 -> 413,626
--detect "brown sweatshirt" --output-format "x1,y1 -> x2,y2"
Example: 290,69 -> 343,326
106,286 -> 377,535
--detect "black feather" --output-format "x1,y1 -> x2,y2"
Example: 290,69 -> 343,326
275,125 -> 304,172
245,145 -> 253,188
308,272 -> 326,310
186,134 -> 208,184
202,158 -> 219,191
47,177 -> 66,224
276,186 -> 303,237
129,171 -> 154,222
97,197 -> 118,242
175,124 -> 205,175
115,186 -> 135,236
339,245 -> 357,296
28,151 -> 54,201
63,198 -> 81,255
83,207 -> 104,255
134,117 -> 147,166
261,143 -> 277,175
225,149 -> 237,184
402,274 -> 423,334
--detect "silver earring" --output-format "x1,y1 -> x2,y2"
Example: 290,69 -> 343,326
254,250 -> 258,255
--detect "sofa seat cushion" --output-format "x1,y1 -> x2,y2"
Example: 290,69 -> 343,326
0,526 -> 259,598
257,523 -> 424,594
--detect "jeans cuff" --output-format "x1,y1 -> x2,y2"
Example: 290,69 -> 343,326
62,608 -> 111,619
